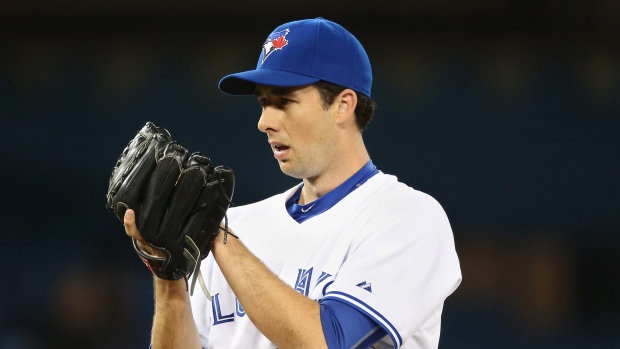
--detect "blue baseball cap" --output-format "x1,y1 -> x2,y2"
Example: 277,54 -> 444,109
218,17 -> 372,97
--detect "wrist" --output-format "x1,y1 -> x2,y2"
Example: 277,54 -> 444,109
154,278 -> 189,298
212,229 -> 242,260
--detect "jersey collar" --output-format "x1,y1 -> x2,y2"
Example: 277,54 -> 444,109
285,160 -> 379,223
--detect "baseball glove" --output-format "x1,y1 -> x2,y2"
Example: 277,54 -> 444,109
106,122 -> 234,298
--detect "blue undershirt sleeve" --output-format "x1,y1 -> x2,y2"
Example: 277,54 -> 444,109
319,297 -> 387,349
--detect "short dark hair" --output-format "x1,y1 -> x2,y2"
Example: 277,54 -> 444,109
314,80 -> 376,131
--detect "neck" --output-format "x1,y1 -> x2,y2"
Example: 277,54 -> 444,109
299,134 -> 369,205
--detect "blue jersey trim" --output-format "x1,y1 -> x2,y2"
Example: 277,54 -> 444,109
319,297 -> 387,348
286,160 -> 379,223
323,291 -> 402,348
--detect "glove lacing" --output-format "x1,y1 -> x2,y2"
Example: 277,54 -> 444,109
184,174 -> 237,300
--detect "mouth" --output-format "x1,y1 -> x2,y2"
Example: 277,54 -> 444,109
270,142 -> 290,160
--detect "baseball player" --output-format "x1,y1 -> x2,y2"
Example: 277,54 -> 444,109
122,17 -> 461,348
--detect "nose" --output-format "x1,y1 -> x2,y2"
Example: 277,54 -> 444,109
257,106 -> 278,134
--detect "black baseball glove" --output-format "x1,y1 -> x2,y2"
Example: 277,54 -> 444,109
106,122 -> 234,297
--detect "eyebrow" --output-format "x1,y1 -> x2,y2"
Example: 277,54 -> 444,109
254,86 -> 300,98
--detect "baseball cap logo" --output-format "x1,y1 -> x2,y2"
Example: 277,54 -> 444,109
261,28 -> 290,64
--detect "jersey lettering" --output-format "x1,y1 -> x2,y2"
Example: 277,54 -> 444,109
211,293 -> 235,325
212,267 -> 331,327
294,267 -> 313,296
235,298 -> 246,317
317,271 -> 332,284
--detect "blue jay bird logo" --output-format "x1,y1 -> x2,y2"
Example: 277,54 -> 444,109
262,28 -> 290,64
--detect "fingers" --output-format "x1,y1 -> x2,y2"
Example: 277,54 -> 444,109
124,209 -> 166,258
123,209 -> 144,242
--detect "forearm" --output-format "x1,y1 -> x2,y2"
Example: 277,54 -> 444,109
212,235 -> 327,349
151,278 -> 202,349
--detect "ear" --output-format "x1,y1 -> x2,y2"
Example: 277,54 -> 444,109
334,89 -> 357,126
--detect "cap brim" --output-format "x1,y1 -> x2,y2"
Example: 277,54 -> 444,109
218,69 -> 320,96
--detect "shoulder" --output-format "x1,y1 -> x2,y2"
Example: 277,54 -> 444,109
352,172 -> 454,250
367,172 -> 448,219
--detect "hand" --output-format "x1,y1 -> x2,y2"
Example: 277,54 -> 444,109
123,209 -> 166,258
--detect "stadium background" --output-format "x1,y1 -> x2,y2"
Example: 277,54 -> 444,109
1,1 -> 619,348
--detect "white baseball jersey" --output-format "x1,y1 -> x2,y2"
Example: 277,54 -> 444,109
190,171 -> 462,349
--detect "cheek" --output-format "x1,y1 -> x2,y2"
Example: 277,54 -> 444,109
302,121 -> 327,145
305,120 -> 337,160
290,106 -> 335,156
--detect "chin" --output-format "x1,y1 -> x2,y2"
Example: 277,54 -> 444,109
278,161 -> 305,180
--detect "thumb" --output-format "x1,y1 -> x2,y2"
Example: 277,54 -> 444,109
123,209 -> 165,257
123,209 -> 144,242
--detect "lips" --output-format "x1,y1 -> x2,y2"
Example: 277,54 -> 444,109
270,142 -> 290,160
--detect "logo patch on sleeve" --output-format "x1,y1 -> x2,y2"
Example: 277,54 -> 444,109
356,281 -> 372,293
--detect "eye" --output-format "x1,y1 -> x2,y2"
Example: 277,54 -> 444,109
279,98 -> 292,107
256,96 -> 293,109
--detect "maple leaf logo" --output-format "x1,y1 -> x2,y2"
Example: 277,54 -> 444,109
272,36 -> 288,49
262,28 -> 290,64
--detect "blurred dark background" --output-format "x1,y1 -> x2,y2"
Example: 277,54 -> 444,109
1,1 -> 619,348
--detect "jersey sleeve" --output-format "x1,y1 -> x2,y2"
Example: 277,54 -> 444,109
319,297 -> 387,348
322,191 -> 462,348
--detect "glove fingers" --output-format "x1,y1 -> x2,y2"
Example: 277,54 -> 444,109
159,153 -> 212,244
183,166 -> 235,255
162,162 -> 234,277
109,123 -> 171,222
212,166 -> 235,205
139,141 -> 189,239
107,122 -> 163,200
